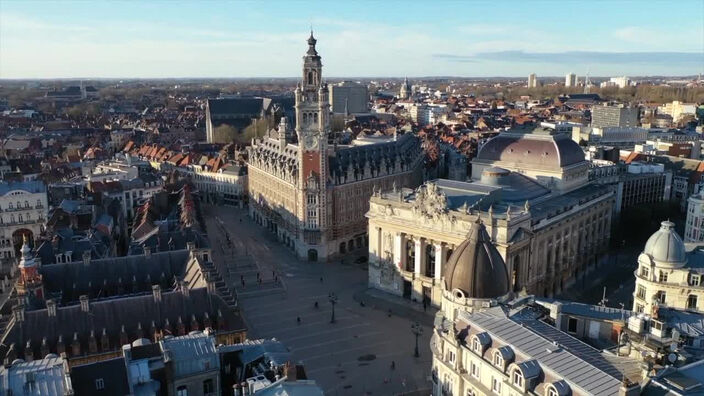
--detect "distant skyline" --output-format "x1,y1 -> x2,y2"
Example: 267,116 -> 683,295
1,0 -> 702,79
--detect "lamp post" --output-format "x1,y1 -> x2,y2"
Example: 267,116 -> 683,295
328,292 -> 338,324
411,321 -> 423,358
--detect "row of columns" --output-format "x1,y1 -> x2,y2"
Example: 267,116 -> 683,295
394,232 -> 449,281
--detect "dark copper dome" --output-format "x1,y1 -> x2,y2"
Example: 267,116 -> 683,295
443,220 -> 510,298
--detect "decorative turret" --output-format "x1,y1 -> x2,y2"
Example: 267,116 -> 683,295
16,235 -> 43,301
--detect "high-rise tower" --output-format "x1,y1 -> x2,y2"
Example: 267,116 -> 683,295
295,31 -> 330,261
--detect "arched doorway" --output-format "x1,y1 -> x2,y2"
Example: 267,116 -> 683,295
12,228 -> 33,255
307,249 -> 318,262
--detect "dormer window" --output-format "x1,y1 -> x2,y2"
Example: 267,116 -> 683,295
691,274 -> 700,286
472,337 -> 480,353
512,369 -> 524,388
493,351 -> 503,367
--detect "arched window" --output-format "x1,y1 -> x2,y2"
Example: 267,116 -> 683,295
339,242 -> 346,254
512,369 -> 524,388
471,337 -> 481,353
493,351 -> 503,367
307,71 -> 313,85
546,386 -> 559,396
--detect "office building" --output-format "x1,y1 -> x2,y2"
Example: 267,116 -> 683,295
329,81 -> 368,114
565,73 -> 577,87
527,73 -> 538,88
591,104 -> 639,129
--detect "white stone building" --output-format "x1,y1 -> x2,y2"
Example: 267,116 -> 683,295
368,127 -> 614,306
0,181 -> 48,262
685,193 -> 704,242
632,220 -> 704,314
430,221 -> 641,396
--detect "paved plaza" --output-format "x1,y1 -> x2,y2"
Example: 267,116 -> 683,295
203,205 -> 433,395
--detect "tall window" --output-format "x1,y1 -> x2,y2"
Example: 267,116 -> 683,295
640,266 -> 649,278
688,295 -> 698,310
471,361 -> 479,378
567,317 -> 578,333
176,386 -> 188,396
95,378 -> 104,390
691,275 -> 701,287
659,271 -> 668,283
203,379 -> 214,395
491,377 -> 501,394
656,291 -> 667,304
637,285 -> 646,300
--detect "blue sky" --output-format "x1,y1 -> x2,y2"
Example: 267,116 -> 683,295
0,0 -> 702,78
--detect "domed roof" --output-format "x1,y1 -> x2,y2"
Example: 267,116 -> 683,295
443,220 -> 510,298
643,221 -> 687,266
475,128 -> 585,170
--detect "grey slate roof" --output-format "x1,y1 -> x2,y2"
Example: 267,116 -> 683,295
458,307 -> 631,396
40,250 -> 191,304
0,356 -> 68,396
0,180 -> 45,196
207,98 -> 268,117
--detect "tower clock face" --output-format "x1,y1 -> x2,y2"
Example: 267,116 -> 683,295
304,132 -> 319,150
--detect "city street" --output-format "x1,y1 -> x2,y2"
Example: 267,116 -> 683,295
203,205 -> 433,395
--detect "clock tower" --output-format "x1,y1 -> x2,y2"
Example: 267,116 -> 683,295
295,31 -> 330,260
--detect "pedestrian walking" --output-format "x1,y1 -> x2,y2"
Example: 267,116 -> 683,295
390,360 -> 395,370
319,276 -> 323,283
258,278 -> 262,286
272,270 -> 275,278
256,272 -> 260,280
297,316 -> 301,325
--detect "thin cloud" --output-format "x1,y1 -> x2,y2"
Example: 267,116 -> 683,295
433,51 -> 704,65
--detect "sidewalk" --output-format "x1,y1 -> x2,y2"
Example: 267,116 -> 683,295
352,287 -> 436,327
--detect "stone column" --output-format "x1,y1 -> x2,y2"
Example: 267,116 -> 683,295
434,243 -> 444,280
414,237 -> 423,275
393,233 -> 404,269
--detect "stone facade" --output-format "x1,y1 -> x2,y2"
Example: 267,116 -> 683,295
247,34 -> 424,262
633,221 -> 704,314
368,128 -> 614,307
0,181 -> 48,264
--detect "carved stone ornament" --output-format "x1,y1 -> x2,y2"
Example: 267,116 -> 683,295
412,182 -> 448,218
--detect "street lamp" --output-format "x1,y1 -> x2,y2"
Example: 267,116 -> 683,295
328,292 -> 338,324
411,321 -> 423,358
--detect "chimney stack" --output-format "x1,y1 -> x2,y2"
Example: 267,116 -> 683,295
79,295 -> 89,313
46,299 -> 56,317
152,284 -> 162,303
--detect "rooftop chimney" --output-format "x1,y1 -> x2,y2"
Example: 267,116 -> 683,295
79,295 -> 89,313
152,284 -> 162,303
46,299 -> 56,317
